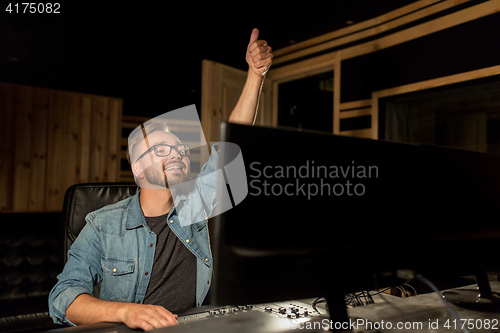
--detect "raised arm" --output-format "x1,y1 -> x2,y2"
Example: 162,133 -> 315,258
228,28 -> 273,125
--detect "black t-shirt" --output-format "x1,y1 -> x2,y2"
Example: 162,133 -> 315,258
143,213 -> 197,313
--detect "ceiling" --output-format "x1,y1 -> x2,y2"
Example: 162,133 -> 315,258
0,0 -> 418,117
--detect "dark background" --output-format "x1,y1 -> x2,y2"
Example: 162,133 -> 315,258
340,9 -> 500,102
0,0 -> 417,117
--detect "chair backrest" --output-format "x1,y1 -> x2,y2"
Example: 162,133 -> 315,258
62,183 -> 139,257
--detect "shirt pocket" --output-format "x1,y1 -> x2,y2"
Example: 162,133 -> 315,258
100,256 -> 135,301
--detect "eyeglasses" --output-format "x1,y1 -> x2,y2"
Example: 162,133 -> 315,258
134,144 -> 190,163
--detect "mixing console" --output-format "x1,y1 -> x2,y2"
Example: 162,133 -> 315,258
178,300 -> 326,324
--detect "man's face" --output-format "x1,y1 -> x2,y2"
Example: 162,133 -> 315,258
133,131 -> 190,189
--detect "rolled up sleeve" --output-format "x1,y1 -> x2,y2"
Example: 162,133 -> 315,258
48,217 -> 103,326
199,143 -> 221,175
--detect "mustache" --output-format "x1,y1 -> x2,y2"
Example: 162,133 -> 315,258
162,161 -> 185,170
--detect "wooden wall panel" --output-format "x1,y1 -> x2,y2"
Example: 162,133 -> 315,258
0,84 -> 15,211
90,96 -> 108,182
12,86 -> 33,211
108,99 -> 122,182
0,83 -> 123,212
45,91 -> 66,211
29,89 -> 49,211
64,93 -> 81,192
79,96 -> 92,183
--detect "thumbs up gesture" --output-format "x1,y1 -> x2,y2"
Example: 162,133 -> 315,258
246,28 -> 273,77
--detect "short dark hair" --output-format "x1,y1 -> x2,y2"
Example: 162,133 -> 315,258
127,119 -> 170,165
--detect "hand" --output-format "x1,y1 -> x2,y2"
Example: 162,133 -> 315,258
246,28 -> 273,77
118,303 -> 178,331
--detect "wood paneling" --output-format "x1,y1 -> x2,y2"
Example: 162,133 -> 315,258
201,60 -> 273,154
12,86 -> 33,211
333,51 -> 341,134
201,60 -> 246,146
29,89 -> 49,211
0,83 -> 122,212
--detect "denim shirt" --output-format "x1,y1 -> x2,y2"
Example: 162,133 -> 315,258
49,146 -> 220,326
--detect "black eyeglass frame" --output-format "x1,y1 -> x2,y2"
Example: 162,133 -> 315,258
134,144 -> 190,163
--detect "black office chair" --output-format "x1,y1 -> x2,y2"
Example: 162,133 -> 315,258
61,182 -> 139,300
62,182 -> 139,257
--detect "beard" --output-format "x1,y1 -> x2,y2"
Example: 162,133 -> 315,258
142,161 -> 189,189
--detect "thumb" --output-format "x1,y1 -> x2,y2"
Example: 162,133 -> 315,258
248,28 -> 259,46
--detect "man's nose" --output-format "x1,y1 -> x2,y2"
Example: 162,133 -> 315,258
169,148 -> 182,159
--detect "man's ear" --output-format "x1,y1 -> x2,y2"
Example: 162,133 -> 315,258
132,163 -> 144,179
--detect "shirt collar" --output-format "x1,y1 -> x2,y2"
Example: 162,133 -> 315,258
125,189 -> 188,230
125,190 -> 147,230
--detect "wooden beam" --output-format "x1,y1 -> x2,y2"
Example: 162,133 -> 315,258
274,0 -> 470,65
339,108 -> 372,119
339,99 -> 372,111
267,52 -> 336,82
333,51 -> 341,135
273,0 -> 443,58
373,65 -> 500,99
342,0 -> 500,60
79,96 -> 92,183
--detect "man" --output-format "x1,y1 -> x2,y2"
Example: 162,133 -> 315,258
49,28 -> 273,331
